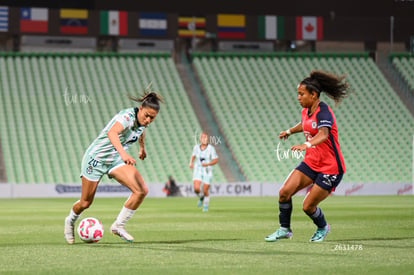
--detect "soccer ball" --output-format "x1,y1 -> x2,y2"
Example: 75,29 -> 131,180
77,217 -> 104,243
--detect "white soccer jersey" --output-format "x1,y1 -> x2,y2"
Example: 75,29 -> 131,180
192,144 -> 218,177
84,107 -> 145,164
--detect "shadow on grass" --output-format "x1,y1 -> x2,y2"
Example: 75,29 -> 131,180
95,238 -> 342,257
0,238 -> 239,247
142,244 -> 339,257
140,238 -> 242,244
95,238 -> 242,247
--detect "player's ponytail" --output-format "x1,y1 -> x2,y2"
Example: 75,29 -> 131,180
301,70 -> 350,105
128,82 -> 164,111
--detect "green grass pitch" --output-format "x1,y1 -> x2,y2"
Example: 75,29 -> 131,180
0,196 -> 413,274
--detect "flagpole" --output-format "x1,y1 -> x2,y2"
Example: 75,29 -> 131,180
192,16 -> 196,51
390,16 -> 394,53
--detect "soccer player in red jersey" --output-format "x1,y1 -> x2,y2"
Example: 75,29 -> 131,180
265,70 -> 351,242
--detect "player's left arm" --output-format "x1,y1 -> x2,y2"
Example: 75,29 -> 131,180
292,107 -> 332,151
202,147 -> 219,167
202,157 -> 218,167
138,130 -> 146,160
291,127 -> 329,151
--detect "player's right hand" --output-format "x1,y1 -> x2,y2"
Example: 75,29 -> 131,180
122,153 -> 137,166
279,131 -> 290,140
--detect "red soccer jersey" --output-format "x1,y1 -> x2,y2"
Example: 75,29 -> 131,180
301,102 -> 346,174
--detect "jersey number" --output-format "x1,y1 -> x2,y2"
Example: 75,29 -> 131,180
88,158 -> 99,167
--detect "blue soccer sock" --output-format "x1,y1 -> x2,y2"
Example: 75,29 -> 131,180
308,207 -> 327,229
279,199 -> 292,229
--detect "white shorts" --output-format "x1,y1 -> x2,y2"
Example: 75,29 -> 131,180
80,153 -> 125,182
193,170 -> 213,185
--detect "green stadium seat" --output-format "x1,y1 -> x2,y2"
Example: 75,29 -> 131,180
192,53 -> 414,184
0,53 -> 226,184
392,55 -> 414,90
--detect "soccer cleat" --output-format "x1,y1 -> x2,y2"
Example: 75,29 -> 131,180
197,197 -> 204,208
310,224 -> 330,242
111,223 -> 134,243
64,217 -> 75,244
202,206 -> 208,212
264,228 -> 293,242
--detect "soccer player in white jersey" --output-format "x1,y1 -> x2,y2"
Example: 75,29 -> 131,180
64,87 -> 163,244
189,132 -> 219,212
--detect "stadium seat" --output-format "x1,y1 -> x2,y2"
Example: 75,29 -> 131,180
392,55 -> 414,90
192,53 -> 414,184
0,53 -> 226,184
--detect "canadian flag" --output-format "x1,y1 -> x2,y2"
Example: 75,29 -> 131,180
296,16 -> 323,40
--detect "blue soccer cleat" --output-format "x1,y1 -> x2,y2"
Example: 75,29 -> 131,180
264,228 -> 293,242
310,224 -> 330,242
197,197 -> 204,208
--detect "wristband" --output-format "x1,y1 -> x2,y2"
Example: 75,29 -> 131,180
304,141 -> 312,148
286,129 -> 291,135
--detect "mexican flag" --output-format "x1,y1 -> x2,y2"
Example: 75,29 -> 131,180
100,10 -> 127,36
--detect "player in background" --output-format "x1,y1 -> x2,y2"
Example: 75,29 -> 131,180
64,84 -> 163,244
189,132 -> 219,212
265,70 -> 351,243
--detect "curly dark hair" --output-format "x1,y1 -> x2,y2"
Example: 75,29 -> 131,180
300,70 -> 350,105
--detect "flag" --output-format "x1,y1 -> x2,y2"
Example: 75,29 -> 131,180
100,10 -> 127,36
0,6 -> 9,32
178,16 -> 206,38
258,15 -> 284,40
60,9 -> 88,35
296,16 -> 323,40
20,7 -> 48,33
217,14 -> 245,39
139,13 -> 167,37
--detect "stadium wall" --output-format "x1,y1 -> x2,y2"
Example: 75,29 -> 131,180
0,182 -> 412,198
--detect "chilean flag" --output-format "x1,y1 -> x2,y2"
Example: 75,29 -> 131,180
20,7 -> 48,33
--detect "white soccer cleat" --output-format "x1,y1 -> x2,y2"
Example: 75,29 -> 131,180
111,223 -> 134,243
64,217 -> 75,244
